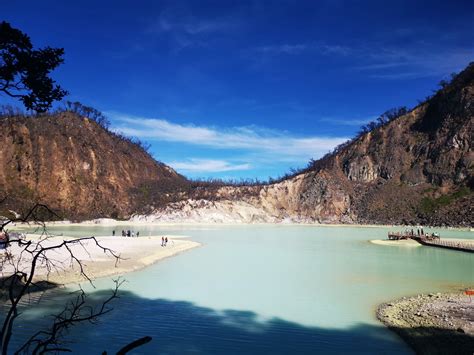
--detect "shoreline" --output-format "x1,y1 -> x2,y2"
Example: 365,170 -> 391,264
377,291 -> 474,354
10,219 -> 474,232
369,239 -> 421,247
0,235 -> 200,286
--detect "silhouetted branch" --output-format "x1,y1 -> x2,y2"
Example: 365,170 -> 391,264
16,279 -> 124,354
116,336 -> 153,355
0,203 -> 128,355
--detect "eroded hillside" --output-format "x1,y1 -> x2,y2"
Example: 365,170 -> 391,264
0,112 -> 187,220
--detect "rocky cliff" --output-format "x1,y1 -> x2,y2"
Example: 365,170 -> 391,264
0,112 -> 187,220
142,63 -> 473,226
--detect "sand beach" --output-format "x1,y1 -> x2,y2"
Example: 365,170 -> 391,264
0,234 -> 200,285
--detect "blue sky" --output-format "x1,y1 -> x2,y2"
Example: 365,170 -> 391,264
2,0 -> 473,180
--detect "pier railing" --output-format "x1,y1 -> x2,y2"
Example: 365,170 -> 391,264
386,232 -> 474,253
419,237 -> 474,252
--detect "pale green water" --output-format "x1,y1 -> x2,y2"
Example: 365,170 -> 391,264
7,225 -> 474,354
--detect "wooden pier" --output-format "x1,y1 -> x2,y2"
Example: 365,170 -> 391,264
414,236 -> 474,253
387,232 -> 474,253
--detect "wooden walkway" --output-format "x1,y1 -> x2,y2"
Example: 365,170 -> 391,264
387,232 -> 474,253
414,236 -> 474,253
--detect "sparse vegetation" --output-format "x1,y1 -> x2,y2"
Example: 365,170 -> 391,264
63,101 -> 110,129
419,187 -> 471,214
356,107 -> 408,138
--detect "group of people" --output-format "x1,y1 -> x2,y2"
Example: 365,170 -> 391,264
110,229 -> 170,246
405,227 -> 425,236
406,227 -> 439,239
112,230 -> 140,237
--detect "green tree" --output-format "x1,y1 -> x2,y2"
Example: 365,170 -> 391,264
0,21 -> 67,112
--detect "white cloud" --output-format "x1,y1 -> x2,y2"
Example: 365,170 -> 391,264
109,113 -> 348,159
169,159 -> 251,173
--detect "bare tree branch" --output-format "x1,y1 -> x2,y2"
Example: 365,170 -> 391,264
15,279 -> 124,354
0,203 -> 135,354
116,336 -> 153,355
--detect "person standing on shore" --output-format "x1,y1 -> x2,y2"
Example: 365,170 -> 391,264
137,231 -> 139,237
161,236 -> 164,246
165,237 -> 168,246
112,230 -> 115,236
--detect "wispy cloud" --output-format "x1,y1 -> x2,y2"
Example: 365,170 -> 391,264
146,6 -> 241,51
155,16 -> 233,35
169,159 -> 251,173
254,42 -> 351,56
109,113 -> 348,159
319,116 -> 376,126
252,38 -> 473,80
256,43 -> 309,55
358,46 -> 474,79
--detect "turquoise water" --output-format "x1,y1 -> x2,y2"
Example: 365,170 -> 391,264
7,225 -> 474,354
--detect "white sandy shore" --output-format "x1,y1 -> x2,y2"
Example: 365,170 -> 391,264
0,235 -> 200,285
370,239 -> 421,247
11,218 -> 473,232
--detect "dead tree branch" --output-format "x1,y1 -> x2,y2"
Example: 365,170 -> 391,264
0,203 -> 136,354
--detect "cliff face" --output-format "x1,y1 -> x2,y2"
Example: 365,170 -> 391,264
260,63 -> 473,225
257,64 -> 473,226
144,63 -> 473,226
0,113 -> 186,220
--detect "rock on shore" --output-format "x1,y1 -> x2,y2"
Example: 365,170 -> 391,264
377,292 -> 474,354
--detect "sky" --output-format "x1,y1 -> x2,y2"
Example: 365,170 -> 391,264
2,0 -> 473,180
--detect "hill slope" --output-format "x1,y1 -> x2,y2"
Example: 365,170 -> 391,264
142,63 -> 473,226
0,112 -> 187,220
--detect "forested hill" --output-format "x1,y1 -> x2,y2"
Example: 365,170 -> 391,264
0,112 -> 188,220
